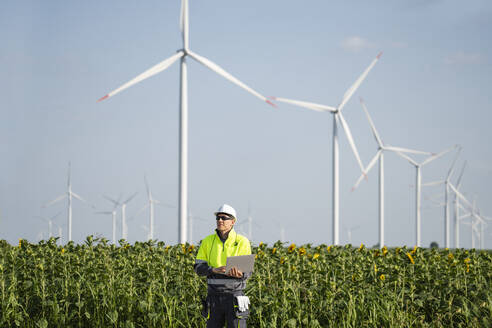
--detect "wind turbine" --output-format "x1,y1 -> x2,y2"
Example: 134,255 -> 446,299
97,0 -> 274,244
271,52 -> 381,245
188,211 -> 207,244
452,162 -> 467,248
44,162 -> 92,242
422,147 -> 462,248
346,225 -> 360,245
133,176 -> 173,241
35,211 -> 62,239
104,193 -> 138,240
236,204 -> 259,241
95,195 -> 121,244
280,226 -> 286,243
423,160 -> 468,248
447,181 -> 479,248
396,145 -> 457,247
458,196 -> 490,249
351,98 -> 432,248
460,202 -> 483,249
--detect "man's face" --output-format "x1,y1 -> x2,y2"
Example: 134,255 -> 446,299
216,213 -> 235,234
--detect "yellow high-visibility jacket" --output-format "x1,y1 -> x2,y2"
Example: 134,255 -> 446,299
194,228 -> 251,294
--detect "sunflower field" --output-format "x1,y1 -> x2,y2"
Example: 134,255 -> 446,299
0,237 -> 490,327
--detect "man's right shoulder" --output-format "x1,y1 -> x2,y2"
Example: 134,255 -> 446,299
200,233 -> 217,245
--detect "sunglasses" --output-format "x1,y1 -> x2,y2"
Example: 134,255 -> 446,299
216,216 -> 234,221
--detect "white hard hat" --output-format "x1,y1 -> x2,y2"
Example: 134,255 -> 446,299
214,204 -> 237,220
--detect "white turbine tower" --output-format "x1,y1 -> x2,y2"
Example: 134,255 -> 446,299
396,145 -> 457,247
35,211 -> 62,239
271,52 -> 382,245
134,176 -> 172,241
188,211 -> 207,244
44,162 -> 91,242
95,195 -> 120,244
457,195 -> 491,249
346,225 -> 360,245
351,98 -> 432,248
422,147 -> 462,248
98,0 -> 274,244
452,162 -> 467,248
104,193 -> 138,241
447,181 -> 480,248
460,202 -> 483,249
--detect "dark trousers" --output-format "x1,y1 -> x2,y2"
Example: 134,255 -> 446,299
206,293 -> 247,328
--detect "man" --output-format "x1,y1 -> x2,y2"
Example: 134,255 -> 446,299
194,204 -> 252,327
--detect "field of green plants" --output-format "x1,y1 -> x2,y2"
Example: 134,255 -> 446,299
0,237 -> 491,327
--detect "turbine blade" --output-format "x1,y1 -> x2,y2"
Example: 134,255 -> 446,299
270,96 -> 336,112
180,0 -> 189,47
154,200 -> 175,208
51,211 -> 63,220
384,146 -> 432,155
337,52 -> 382,112
337,112 -> 365,173
187,50 -> 276,107
421,145 -> 458,166
422,180 -> 444,187
123,192 -> 138,204
67,161 -> 71,188
448,182 -> 472,209
446,146 -> 462,180
351,150 -> 381,191
95,211 -> 113,215
98,51 -> 184,102
71,192 -> 87,203
394,151 -> 419,167
359,98 -> 384,147
134,204 -> 149,218
456,161 -> 467,189
44,194 -> 67,207
144,175 -> 151,198
104,195 -> 120,206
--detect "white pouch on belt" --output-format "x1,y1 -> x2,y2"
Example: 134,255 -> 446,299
235,296 -> 250,312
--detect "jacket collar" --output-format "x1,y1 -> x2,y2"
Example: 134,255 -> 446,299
215,228 -> 237,245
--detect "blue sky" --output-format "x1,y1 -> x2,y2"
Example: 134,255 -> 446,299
1,0 -> 491,248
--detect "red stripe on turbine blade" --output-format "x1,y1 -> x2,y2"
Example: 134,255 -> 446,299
268,96 -> 277,100
377,51 -> 383,59
97,94 -> 109,102
266,100 -> 277,108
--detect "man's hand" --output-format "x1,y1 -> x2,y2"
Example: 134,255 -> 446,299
226,267 -> 243,278
212,266 -> 226,274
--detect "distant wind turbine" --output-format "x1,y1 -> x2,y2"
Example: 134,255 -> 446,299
95,194 -> 121,244
351,98 -> 432,248
452,162 -> 467,248
456,194 -> 490,249
346,225 -> 360,245
44,162 -> 93,242
35,211 -> 62,239
422,147 -> 462,248
271,52 -> 382,245
188,211 -> 207,244
396,145 -> 457,247
97,0 -> 274,244
104,193 -> 138,240
133,176 -> 173,240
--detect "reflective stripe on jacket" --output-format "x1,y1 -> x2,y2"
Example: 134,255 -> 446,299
194,228 -> 252,294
